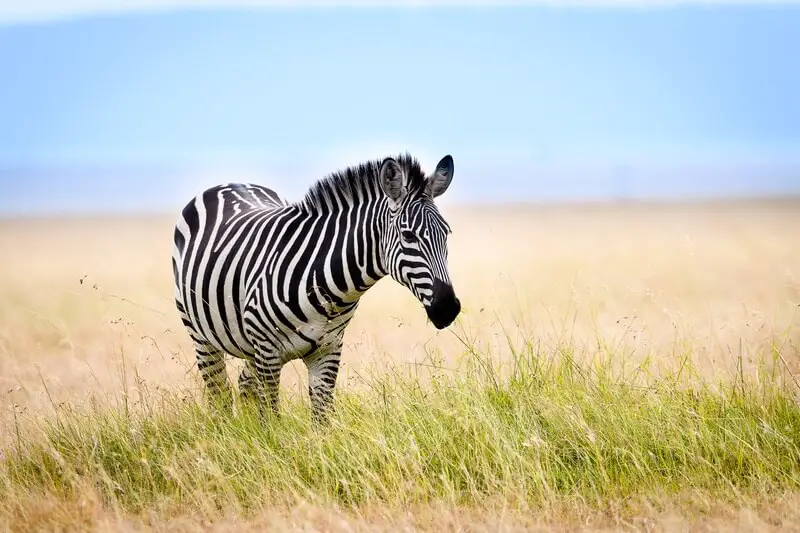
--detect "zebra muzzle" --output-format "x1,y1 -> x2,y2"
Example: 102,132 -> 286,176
426,279 -> 461,330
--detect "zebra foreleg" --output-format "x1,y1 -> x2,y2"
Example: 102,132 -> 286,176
195,343 -> 233,414
303,339 -> 343,425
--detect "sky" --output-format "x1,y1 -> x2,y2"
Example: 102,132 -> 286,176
1,1 -> 799,213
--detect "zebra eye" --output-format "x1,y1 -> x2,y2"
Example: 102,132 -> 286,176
401,230 -> 418,243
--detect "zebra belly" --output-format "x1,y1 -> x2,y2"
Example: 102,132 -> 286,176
242,303 -> 356,364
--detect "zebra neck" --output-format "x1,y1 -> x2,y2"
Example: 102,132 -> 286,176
309,195 -> 391,312
352,195 -> 392,288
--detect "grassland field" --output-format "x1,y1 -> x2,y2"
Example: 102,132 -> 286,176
0,199 -> 799,532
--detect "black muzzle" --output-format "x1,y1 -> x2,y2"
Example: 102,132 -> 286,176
425,279 -> 461,330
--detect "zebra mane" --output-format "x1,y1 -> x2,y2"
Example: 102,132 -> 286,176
300,152 -> 428,212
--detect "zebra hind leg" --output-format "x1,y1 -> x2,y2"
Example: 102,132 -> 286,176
195,343 -> 233,415
237,359 -> 266,408
250,345 -> 284,421
304,341 -> 342,425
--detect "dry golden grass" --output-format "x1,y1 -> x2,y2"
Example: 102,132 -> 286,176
4,491 -> 800,532
0,199 -> 799,531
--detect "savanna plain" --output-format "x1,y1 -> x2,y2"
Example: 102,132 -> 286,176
0,199 -> 799,532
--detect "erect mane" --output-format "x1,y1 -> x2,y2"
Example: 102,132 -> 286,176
300,152 -> 428,212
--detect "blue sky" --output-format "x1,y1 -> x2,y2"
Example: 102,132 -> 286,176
1,2 -> 799,213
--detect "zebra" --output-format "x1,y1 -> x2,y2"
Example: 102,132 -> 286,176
172,152 -> 461,422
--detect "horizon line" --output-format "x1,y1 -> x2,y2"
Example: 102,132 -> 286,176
3,193 -> 800,220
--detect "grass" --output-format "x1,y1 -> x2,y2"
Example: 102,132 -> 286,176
0,200 -> 799,530
2,343 -> 799,528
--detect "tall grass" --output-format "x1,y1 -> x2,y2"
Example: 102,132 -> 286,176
2,339 -> 798,521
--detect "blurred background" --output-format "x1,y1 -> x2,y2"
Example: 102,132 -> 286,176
1,1 -> 799,215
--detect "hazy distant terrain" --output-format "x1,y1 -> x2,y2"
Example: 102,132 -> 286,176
0,200 -> 798,531
2,164 -> 800,215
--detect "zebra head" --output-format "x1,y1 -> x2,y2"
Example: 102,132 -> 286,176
379,154 -> 461,330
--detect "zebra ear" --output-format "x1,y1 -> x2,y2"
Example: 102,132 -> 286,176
379,157 -> 407,205
426,155 -> 454,198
